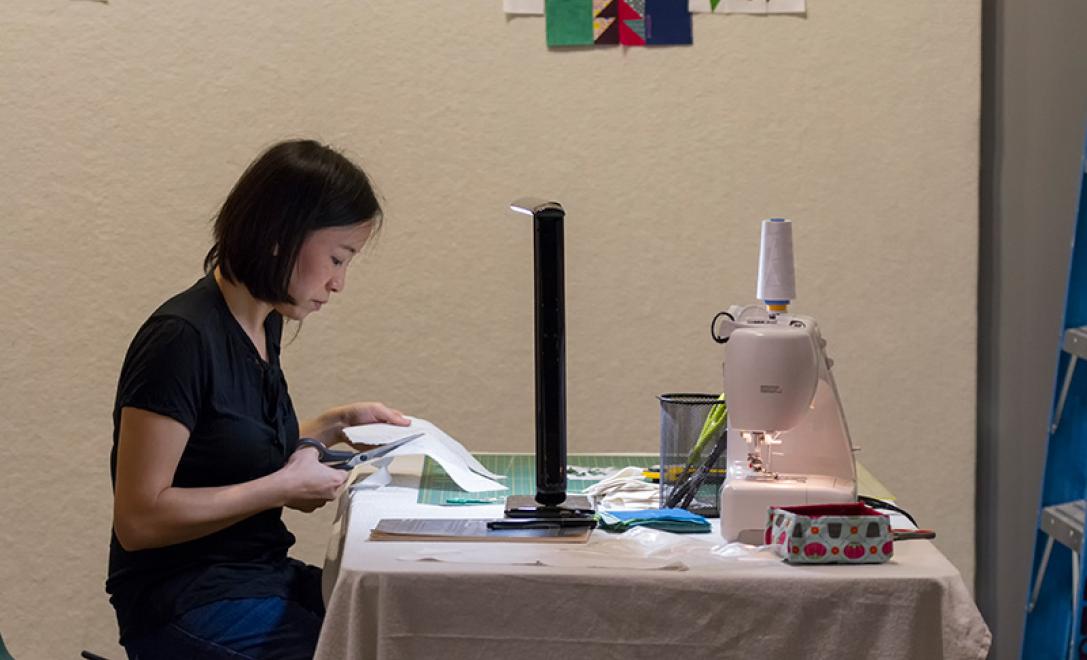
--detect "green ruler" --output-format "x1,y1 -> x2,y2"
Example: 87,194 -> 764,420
416,453 -> 657,506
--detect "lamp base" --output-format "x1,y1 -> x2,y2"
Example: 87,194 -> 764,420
504,494 -> 595,519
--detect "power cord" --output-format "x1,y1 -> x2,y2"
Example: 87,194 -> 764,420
859,495 -> 918,528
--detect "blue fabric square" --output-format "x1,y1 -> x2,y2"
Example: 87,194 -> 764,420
645,0 -> 692,45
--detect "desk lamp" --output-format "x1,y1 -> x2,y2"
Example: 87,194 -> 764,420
505,198 -> 593,519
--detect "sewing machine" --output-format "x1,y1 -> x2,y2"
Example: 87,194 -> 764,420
713,219 -> 858,543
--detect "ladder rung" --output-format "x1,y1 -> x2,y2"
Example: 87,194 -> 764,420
1064,327 -> 1087,359
1041,500 -> 1086,551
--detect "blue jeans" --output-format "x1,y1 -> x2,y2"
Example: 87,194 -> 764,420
123,597 -> 323,659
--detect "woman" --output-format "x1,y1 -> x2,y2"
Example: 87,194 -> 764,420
107,140 -> 407,659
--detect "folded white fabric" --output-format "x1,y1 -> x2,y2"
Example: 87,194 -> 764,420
580,466 -> 660,509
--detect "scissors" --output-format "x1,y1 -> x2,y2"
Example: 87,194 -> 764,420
295,432 -> 423,470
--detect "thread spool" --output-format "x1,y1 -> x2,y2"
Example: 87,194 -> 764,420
756,218 -> 796,310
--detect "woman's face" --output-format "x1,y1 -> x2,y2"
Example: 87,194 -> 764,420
277,221 -> 373,320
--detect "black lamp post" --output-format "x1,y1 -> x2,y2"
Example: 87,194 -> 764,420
507,198 -> 593,518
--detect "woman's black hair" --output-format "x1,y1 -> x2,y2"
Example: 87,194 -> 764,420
204,139 -> 382,304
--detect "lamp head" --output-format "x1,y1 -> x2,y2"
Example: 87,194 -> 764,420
510,198 -> 564,218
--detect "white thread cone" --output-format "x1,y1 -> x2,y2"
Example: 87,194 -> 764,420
756,218 -> 796,303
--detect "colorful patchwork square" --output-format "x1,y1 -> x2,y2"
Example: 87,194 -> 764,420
593,0 -> 620,44
645,0 -> 692,45
618,0 -> 646,45
545,0 -> 691,48
546,0 -> 594,47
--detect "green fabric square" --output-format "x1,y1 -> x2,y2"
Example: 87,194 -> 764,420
546,0 -> 594,47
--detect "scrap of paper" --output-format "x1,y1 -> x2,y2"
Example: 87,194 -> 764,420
504,0 -> 545,13
343,417 -> 507,493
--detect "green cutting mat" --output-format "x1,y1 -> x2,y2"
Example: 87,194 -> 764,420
417,453 -> 657,505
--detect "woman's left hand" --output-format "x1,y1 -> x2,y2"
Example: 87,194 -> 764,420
330,401 -> 411,428
303,401 -> 411,446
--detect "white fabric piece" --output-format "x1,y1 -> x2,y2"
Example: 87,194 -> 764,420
580,466 -> 660,508
596,489 -> 659,508
317,469 -> 991,660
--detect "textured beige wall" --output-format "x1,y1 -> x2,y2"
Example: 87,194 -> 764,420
0,1 -> 979,657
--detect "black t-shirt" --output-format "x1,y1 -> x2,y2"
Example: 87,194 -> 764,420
106,273 -> 305,643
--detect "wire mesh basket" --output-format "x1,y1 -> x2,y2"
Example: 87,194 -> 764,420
658,393 -> 728,518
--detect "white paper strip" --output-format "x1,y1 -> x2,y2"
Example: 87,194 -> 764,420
721,0 -> 766,14
773,0 -> 808,13
503,0 -> 544,14
695,0 -> 805,14
345,417 -> 504,480
344,417 -> 508,493
768,0 -> 806,14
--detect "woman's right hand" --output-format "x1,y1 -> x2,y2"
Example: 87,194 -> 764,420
279,445 -> 349,506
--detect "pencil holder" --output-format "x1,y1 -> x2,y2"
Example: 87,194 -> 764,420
657,393 -> 728,517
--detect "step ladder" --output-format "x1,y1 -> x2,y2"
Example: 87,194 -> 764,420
1022,131 -> 1087,659
1053,328 -> 1087,433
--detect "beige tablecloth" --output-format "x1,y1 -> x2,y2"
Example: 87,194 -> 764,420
316,459 -> 991,660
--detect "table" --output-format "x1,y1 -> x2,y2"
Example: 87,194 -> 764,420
316,456 -> 991,660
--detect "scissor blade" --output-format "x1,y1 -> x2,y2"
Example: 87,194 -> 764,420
355,432 -> 424,463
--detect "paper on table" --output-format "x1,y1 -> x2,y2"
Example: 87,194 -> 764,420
598,527 -> 781,569
397,546 -> 685,570
394,527 -> 780,570
504,0 -> 544,14
343,417 -> 507,493
373,518 -> 590,543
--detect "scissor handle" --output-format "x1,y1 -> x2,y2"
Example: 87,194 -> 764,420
295,438 -> 356,466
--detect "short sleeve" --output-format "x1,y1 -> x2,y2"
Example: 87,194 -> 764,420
117,316 -> 206,432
